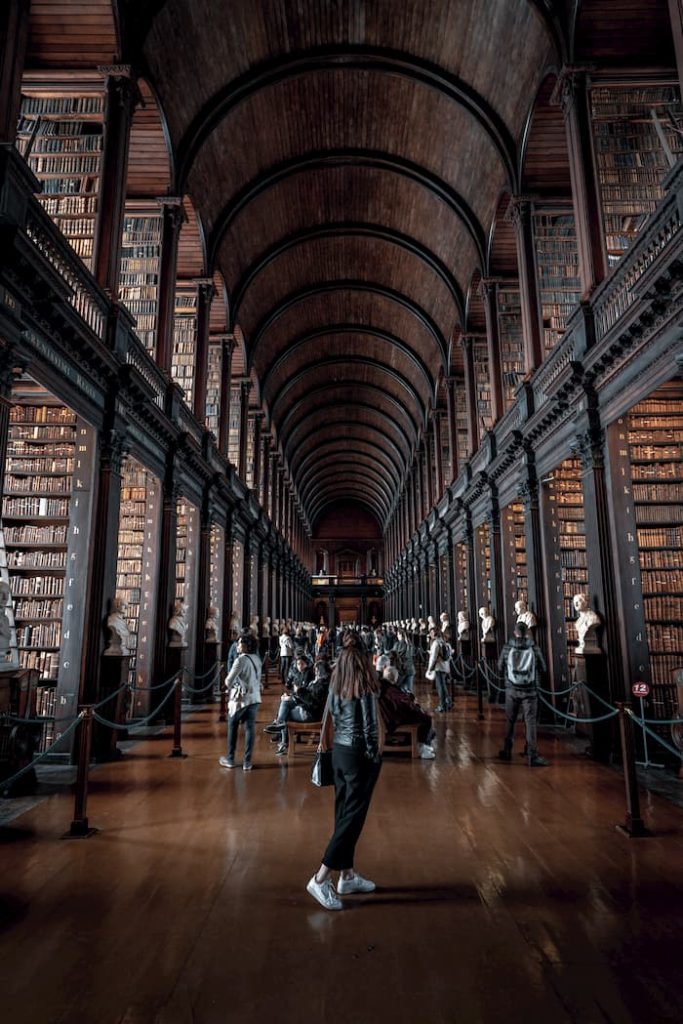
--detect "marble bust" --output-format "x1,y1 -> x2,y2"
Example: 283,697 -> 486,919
457,610 -> 470,642
168,600 -> 189,648
479,606 -> 496,644
262,615 -> 271,638
104,596 -> 130,657
515,599 -> 537,631
573,593 -> 601,653
204,605 -> 218,643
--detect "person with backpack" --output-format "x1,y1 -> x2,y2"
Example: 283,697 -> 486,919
426,627 -> 452,712
497,621 -> 550,767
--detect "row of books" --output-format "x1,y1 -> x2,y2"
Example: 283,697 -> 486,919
10,575 -> 63,596
644,597 -> 683,621
632,483 -> 683,502
7,549 -> 66,569
630,444 -> 682,461
637,526 -> 683,548
635,505 -> 683,525
5,477 -> 71,494
19,649 -> 59,680
646,624 -> 683,653
639,549 -> 682,569
15,598 -> 64,619
3,496 -> 70,518
18,622 -> 62,648
3,524 -> 68,544
10,406 -> 76,424
21,95 -> 104,116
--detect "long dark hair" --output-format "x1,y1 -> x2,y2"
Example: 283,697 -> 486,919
330,631 -> 379,699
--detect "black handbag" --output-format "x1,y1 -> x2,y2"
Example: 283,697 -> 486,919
311,695 -> 334,787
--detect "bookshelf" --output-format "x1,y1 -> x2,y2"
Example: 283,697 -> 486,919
227,385 -> 241,467
15,87 -> 105,271
533,211 -> 582,355
232,539 -> 244,628
454,542 -> 469,618
497,288 -> 524,409
245,414 -> 256,489
119,203 -> 162,355
176,498 -> 198,670
209,524 -> 225,637
474,522 -> 492,615
171,288 -> 198,408
455,383 -> 469,464
115,458 -> 161,715
628,385 -> 683,725
591,83 -> 683,266
438,552 -> 449,614
502,501 -> 528,630
544,458 -> 587,684
472,337 -> 492,435
206,341 -> 222,438
2,387 -> 95,752
0,527 -> 19,670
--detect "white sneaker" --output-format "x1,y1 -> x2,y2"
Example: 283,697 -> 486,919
307,875 -> 343,910
418,744 -> 436,759
336,872 -> 376,894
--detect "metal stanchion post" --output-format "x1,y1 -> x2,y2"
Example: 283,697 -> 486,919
63,707 -> 98,839
476,661 -> 485,721
170,675 -> 186,758
219,677 -> 227,723
616,702 -> 651,838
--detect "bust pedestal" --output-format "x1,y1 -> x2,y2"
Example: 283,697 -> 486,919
574,651 -> 612,763
93,654 -> 130,762
193,639 -> 221,705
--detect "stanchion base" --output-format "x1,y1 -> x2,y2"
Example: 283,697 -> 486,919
169,749 -> 187,759
616,821 -> 653,839
62,824 -> 99,840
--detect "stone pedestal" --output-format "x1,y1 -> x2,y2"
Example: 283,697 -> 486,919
194,640 -> 221,705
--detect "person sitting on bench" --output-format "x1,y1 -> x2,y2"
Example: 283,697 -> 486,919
379,666 -> 436,759
264,656 -> 330,754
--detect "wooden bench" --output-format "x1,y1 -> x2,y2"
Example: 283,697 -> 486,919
381,722 -> 420,759
287,721 -> 322,758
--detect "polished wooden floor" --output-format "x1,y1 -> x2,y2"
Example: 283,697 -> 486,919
2,678 -> 683,1024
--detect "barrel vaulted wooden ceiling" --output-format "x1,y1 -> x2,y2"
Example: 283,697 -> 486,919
26,0 -> 677,530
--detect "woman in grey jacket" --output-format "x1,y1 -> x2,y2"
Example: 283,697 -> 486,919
307,631 -> 382,911
220,632 -> 262,771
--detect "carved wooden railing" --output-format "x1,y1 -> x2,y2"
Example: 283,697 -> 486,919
124,335 -> 166,409
24,201 -> 108,342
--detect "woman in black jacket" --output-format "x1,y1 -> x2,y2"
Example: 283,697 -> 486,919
307,631 -> 382,911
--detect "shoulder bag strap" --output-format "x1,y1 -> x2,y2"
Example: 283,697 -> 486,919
317,692 -> 333,753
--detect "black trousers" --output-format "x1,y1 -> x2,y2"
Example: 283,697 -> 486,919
322,744 -> 381,871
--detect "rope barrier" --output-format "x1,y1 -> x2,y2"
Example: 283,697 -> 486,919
536,682 -> 579,697
183,665 -> 221,695
130,670 -> 181,693
92,682 -> 129,711
536,688 -> 620,724
1,712 -> 83,795
626,708 -> 683,761
191,662 -> 222,682
574,680 -> 618,713
93,678 -> 179,731
0,713 -> 77,727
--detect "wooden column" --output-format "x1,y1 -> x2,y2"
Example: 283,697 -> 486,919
193,278 -> 215,423
192,496 -> 212,702
433,409 -> 445,499
670,0 -> 683,93
460,336 -> 479,455
519,456 -> 549,667
508,195 -> 544,373
218,337 -> 235,459
221,510 -> 234,650
155,197 -> 185,372
0,0 -> 30,145
445,528 -> 457,625
238,380 -> 251,481
419,446 -> 428,519
261,434 -> 271,515
241,532 -> 253,627
93,67 -> 137,297
153,462 -> 179,706
572,409 -> 621,709
80,422 -> 127,705
479,280 -> 505,424
252,413 -> 263,501
553,67 -> 608,296
487,494 -> 506,651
